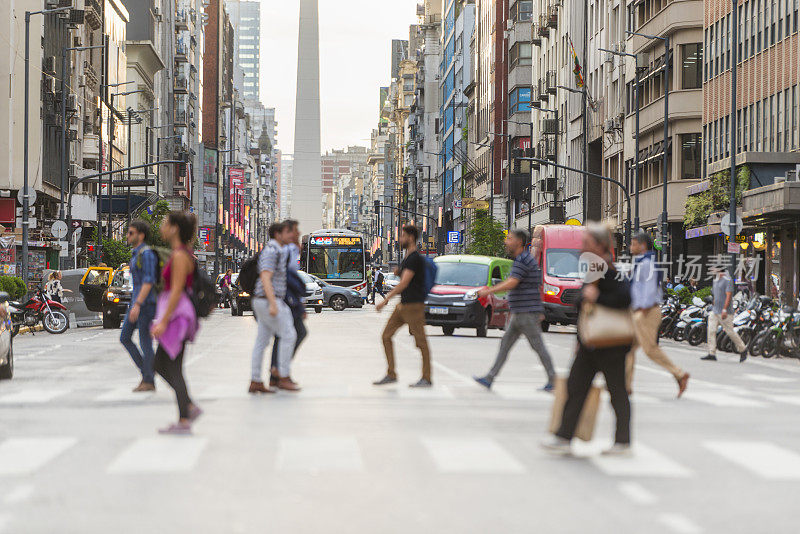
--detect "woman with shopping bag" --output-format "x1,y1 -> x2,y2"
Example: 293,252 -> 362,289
542,222 -> 634,455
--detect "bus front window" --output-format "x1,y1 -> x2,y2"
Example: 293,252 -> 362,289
308,246 -> 365,280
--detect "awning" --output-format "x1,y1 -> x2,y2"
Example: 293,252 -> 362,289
100,194 -> 150,215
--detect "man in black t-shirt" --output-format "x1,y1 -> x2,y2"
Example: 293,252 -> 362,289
374,224 -> 432,387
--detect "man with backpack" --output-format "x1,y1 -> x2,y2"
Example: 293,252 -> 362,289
248,221 -> 300,393
473,229 -> 556,392
121,220 -> 159,392
374,224 -> 433,388
371,268 -> 386,304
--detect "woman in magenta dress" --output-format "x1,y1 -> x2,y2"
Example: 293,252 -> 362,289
151,211 -> 202,434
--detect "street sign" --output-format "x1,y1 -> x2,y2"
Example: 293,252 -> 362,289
727,241 -> 741,253
720,213 -> 743,236
565,218 -> 581,226
453,199 -> 463,209
16,187 -> 36,206
462,200 -> 490,209
447,231 -> 461,244
51,220 -> 68,239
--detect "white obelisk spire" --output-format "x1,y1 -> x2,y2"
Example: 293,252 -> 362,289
291,0 -> 322,232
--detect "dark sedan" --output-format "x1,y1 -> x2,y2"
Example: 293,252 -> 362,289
309,275 -> 363,311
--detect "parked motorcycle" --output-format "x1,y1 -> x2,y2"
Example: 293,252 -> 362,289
8,288 -> 69,335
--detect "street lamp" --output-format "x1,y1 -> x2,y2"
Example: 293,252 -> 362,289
628,30 -> 670,262
23,5 -> 71,284
597,48 -> 642,232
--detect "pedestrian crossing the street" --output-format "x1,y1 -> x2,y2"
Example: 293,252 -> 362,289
2,434 -> 800,483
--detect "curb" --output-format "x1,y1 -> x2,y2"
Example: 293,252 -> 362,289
17,325 -> 44,335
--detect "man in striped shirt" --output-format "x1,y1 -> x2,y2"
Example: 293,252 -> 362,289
474,229 -> 556,391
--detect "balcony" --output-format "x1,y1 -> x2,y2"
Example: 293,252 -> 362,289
174,77 -> 188,93
176,41 -> 189,62
175,11 -> 189,30
537,79 -> 549,102
743,180 -> 800,222
545,70 -> 557,94
85,0 -> 102,30
537,15 -> 550,37
532,25 -> 542,46
174,110 -> 188,126
547,2 -> 560,28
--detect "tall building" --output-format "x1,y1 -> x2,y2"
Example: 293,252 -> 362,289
280,154 -> 294,219
291,0 -> 323,231
224,0 -> 261,102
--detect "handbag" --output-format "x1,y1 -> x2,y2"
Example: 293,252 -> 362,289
578,301 -> 635,349
549,377 -> 601,442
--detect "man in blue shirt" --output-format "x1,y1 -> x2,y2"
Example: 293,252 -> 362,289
473,229 -> 556,391
629,231 -> 689,397
121,220 -> 159,392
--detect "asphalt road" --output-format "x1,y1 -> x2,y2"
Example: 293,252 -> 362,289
1,304 -> 799,533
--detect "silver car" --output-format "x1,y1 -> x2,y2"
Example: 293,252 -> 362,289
298,271 -> 324,313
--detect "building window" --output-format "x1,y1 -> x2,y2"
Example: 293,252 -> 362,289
511,0 -> 533,22
793,85 -> 798,149
509,87 -> 532,115
681,134 -> 701,179
681,43 -> 703,89
510,42 -> 532,68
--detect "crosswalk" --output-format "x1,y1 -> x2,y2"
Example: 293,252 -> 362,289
0,434 -> 798,482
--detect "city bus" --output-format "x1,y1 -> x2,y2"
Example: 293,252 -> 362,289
301,229 -> 369,298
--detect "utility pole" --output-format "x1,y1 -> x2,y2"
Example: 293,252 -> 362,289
728,0 -> 738,276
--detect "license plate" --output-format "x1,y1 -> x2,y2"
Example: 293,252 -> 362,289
429,306 -> 448,315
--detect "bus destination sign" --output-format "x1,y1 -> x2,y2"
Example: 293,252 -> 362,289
310,236 -> 362,246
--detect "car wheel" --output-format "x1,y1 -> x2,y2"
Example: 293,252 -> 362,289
236,301 -> 244,316
476,309 -> 490,337
331,295 -> 347,312
0,341 -> 12,380
102,313 -> 115,329
314,306 -> 322,314
442,326 -> 455,336
541,321 -> 550,333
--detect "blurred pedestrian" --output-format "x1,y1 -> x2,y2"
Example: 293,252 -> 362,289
371,268 -> 386,304
703,266 -> 747,362
45,271 -> 70,303
473,229 -> 556,391
629,231 -> 689,397
542,222 -> 633,455
249,221 -> 299,393
374,224 -> 432,388
121,220 -> 158,392
219,269 -> 233,308
150,211 -> 202,434
269,219 -> 307,387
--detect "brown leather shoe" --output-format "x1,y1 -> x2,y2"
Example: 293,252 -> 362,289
677,373 -> 690,398
277,377 -> 301,392
133,382 -> 156,392
269,374 -> 279,387
248,381 -> 276,394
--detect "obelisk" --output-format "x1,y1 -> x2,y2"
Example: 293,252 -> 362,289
291,0 -> 322,232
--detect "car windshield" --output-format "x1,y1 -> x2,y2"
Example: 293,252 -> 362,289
545,249 -> 582,278
434,262 -> 489,287
109,270 -> 132,290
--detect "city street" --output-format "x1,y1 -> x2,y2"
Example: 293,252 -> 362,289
2,305 -> 800,533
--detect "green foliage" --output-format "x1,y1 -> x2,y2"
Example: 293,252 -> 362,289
665,285 -> 712,305
0,276 -> 26,299
88,228 -> 131,269
137,200 -> 171,248
466,210 -> 507,258
683,165 -> 750,228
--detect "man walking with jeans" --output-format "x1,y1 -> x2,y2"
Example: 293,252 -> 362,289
121,220 -> 158,392
473,229 -> 556,391
249,222 -> 300,393
629,231 -> 690,397
374,224 -> 432,388
703,265 -> 747,362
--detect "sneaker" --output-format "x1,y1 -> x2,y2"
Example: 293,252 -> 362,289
248,381 -> 276,394
473,375 -> 493,389
409,378 -> 432,388
601,443 -> 633,456
740,350 -> 748,363
540,436 -> 571,455
701,354 -> 717,361
677,373 -> 690,398
372,375 -> 397,386
540,382 -> 555,393
158,422 -> 192,435
187,405 -> 203,423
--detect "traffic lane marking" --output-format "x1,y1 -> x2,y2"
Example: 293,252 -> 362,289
0,437 -> 77,476
589,443 -> 694,478
657,513 -> 703,534
107,437 -> 207,474
276,436 -> 365,473
421,436 -> 526,474
3,483 -> 35,505
617,481 -> 658,505
703,441 -> 800,480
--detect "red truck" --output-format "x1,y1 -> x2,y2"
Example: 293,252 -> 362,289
531,224 -> 585,331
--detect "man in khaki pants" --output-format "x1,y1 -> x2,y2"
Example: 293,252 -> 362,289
629,232 -> 690,397
374,224 -> 432,388
702,266 -> 747,362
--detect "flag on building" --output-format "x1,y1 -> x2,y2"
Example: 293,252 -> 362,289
569,37 -> 584,88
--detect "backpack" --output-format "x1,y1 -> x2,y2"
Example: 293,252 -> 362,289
136,245 -> 170,293
376,271 -> 384,286
423,256 -> 438,296
238,252 -> 261,294
188,260 -> 218,318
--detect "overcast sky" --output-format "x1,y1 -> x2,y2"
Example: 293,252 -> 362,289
259,0 -> 421,155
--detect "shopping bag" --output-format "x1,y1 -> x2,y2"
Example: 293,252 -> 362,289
549,377 -> 602,442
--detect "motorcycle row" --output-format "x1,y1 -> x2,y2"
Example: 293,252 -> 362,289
3,288 -> 69,337
659,292 -> 800,359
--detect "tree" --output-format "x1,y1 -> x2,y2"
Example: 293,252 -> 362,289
466,210 -> 507,257
137,200 -> 171,248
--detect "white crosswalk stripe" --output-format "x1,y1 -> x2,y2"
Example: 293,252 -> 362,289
0,437 -> 77,476
107,437 -> 207,474
590,443 -> 694,478
421,437 -> 526,474
657,513 -> 703,534
0,388 -> 71,404
682,390 -> 767,408
703,441 -> 800,480
276,436 -> 365,473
